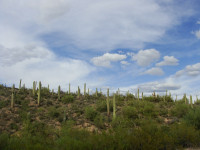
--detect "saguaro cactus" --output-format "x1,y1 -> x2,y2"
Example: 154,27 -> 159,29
33,81 -> 36,96
196,95 -> 199,102
142,92 -> 144,101
107,88 -> 110,116
52,89 -> 54,95
84,83 -> 86,96
69,83 -> 70,94
96,88 -> 98,97
58,85 -> 61,100
78,86 -> 80,98
176,95 -> 177,102
138,88 -> 139,100
88,88 -> 89,95
11,84 -> 15,108
113,94 -> 116,120
38,81 -> 41,105
48,84 -> 49,92
19,79 -> 22,90
190,95 -> 193,108
184,94 -> 187,104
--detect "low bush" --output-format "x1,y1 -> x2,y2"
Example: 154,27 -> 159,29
61,95 -> 74,104
84,106 -> 98,121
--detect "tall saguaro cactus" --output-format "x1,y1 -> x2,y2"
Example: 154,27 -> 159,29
107,88 -> 110,116
78,86 -> 80,98
38,81 -> 41,105
11,84 -> 15,109
113,94 -> 116,120
142,92 -> 144,101
19,79 -> 21,89
137,88 -> 139,100
184,94 -> 187,104
58,85 -> 61,100
33,81 -> 36,96
69,83 -> 70,94
190,95 -> 193,108
88,88 -> 89,95
84,83 -> 86,96
96,88 -> 98,97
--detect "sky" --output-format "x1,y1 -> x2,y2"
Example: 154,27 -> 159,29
0,0 -> 200,98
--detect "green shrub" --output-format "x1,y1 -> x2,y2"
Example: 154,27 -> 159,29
184,107 -> 200,129
122,106 -> 138,119
94,114 -> 105,129
96,100 -> 107,112
84,106 -> 97,121
170,103 -> 190,118
61,95 -> 74,104
48,107 -> 60,118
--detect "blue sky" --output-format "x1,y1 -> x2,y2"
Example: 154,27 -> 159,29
0,0 -> 200,98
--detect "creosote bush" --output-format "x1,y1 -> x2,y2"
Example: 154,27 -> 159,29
61,95 -> 74,104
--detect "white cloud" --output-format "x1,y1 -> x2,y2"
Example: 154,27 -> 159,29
144,67 -> 164,76
132,49 -> 160,66
91,53 -> 126,67
175,62 -> 200,77
120,61 -> 130,65
197,20 -> 200,24
156,56 -> 179,66
194,30 -> 200,39
138,81 -> 181,92
0,0 -> 194,51
0,44 -> 53,66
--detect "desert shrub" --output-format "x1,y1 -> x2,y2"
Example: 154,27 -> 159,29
94,114 -> 105,129
48,107 -> 60,118
61,95 -> 74,104
184,107 -> 200,129
0,100 -> 9,109
84,106 -> 98,121
170,123 -> 200,148
143,96 -> 162,102
96,100 -> 107,112
122,106 -> 138,119
170,103 -> 190,118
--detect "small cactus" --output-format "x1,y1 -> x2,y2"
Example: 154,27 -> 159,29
113,94 -> 116,120
107,88 -> 110,116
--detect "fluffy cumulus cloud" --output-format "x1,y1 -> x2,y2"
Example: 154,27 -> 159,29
138,81 -> 181,93
194,30 -> 200,39
91,53 -> 126,67
120,61 -> 130,65
144,67 -> 164,76
175,62 -> 200,77
132,49 -> 160,66
156,56 -> 179,66
0,0 -> 193,51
